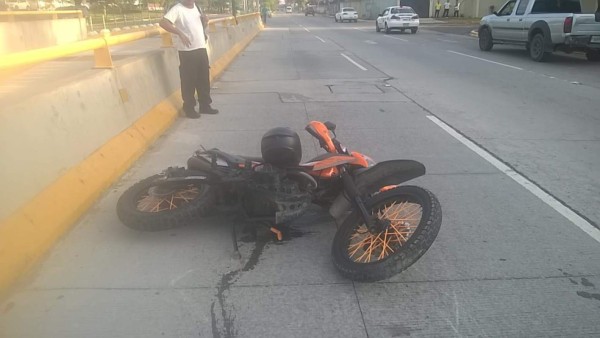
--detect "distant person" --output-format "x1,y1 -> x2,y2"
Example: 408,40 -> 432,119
160,0 -> 219,118
74,0 -> 89,17
434,0 -> 441,17
261,3 -> 268,25
454,1 -> 460,17
443,0 -> 450,17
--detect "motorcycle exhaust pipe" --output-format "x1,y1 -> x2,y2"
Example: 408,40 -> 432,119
187,156 -> 212,172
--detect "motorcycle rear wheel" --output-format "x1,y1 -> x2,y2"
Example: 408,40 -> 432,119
331,186 -> 441,282
117,174 -> 215,231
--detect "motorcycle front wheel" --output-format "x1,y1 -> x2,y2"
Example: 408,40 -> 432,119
117,174 -> 215,231
331,186 -> 441,282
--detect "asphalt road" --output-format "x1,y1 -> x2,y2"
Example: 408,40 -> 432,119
1,14 -> 600,338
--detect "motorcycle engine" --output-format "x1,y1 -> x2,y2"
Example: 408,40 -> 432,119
241,165 -> 312,224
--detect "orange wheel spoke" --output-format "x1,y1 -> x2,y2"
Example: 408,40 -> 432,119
136,185 -> 200,213
347,198 -> 425,263
348,236 -> 372,257
348,237 -> 368,254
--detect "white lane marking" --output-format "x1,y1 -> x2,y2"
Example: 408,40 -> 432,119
427,115 -> 600,244
340,53 -> 367,71
315,35 -> 326,43
447,50 -> 523,70
383,35 -> 408,42
302,26 -> 310,32
365,40 -> 377,44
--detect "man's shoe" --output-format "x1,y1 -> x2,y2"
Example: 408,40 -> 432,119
186,112 -> 201,119
200,106 -> 219,115
183,108 -> 201,119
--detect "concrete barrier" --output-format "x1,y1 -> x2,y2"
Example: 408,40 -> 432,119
0,13 -> 263,298
0,11 -> 87,55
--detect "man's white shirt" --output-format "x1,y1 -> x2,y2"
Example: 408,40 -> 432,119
164,3 -> 206,51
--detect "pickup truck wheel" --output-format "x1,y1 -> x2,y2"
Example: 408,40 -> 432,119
530,33 -> 550,62
411,28 -> 418,34
385,23 -> 390,34
479,27 -> 493,51
376,21 -> 380,32
586,50 -> 600,62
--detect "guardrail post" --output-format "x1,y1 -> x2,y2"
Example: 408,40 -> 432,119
94,31 -> 114,68
161,32 -> 173,48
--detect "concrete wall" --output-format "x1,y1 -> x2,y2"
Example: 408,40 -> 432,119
0,14 -> 87,55
0,13 -> 262,296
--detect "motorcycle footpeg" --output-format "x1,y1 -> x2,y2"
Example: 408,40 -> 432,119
270,227 -> 283,241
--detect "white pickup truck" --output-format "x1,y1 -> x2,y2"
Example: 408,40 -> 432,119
478,0 -> 600,61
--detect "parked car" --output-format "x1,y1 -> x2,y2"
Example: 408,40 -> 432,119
478,0 -> 600,61
285,5 -> 292,13
335,7 -> 358,22
305,5 -> 314,16
5,0 -> 29,10
376,6 -> 419,34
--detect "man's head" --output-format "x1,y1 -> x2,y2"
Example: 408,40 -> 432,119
180,0 -> 195,8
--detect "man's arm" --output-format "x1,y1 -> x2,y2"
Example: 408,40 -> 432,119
159,18 -> 192,47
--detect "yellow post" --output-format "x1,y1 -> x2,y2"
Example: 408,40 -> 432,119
94,32 -> 113,68
161,32 -> 173,48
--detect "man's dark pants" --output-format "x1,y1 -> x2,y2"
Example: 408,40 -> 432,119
179,48 -> 212,114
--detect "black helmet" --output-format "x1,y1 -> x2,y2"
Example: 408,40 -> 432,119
261,127 -> 302,167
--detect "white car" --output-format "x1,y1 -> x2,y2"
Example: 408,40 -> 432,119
376,6 -> 419,34
285,6 -> 292,13
335,7 -> 358,23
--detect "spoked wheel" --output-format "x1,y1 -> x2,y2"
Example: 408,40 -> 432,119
117,174 -> 215,231
332,186 -> 441,282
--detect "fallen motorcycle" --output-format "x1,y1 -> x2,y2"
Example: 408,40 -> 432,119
117,121 -> 442,281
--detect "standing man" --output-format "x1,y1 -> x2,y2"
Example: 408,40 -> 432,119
443,0 -> 451,17
434,0 -> 441,17
454,1 -> 460,16
160,0 -> 218,118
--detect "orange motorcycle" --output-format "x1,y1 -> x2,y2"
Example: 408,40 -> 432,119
117,121 -> 442,281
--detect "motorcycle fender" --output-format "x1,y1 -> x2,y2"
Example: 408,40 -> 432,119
328,160 -> 426,225
355,160 -> 425,194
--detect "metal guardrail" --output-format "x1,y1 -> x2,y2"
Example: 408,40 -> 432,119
0,26 -> 168,70
0,13 -> 259,71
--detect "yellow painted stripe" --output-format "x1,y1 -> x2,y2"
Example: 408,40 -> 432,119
0,92 -> 179,296
0,22 -> 262,298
